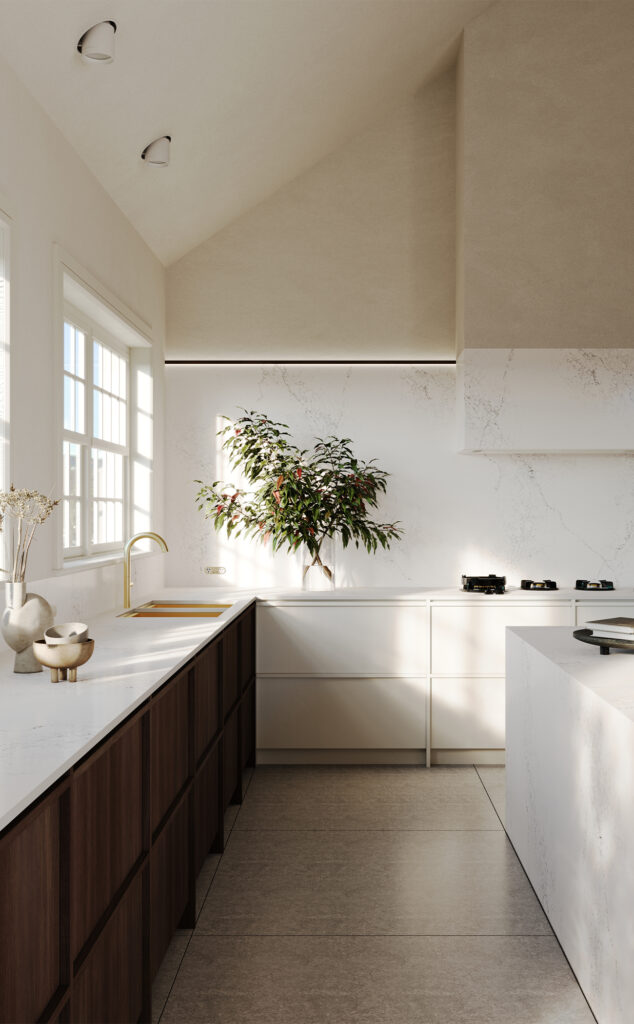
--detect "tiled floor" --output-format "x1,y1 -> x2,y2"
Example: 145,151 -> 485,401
153,765 -> 595,1023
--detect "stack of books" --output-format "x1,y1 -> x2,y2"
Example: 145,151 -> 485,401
584,617 -> 634,641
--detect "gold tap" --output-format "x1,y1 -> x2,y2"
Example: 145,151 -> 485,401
123,532 -> 169,609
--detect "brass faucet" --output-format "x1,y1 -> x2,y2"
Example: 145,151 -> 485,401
123,532 -> 169,609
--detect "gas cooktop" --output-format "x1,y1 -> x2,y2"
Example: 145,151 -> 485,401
462,574 -> 506,595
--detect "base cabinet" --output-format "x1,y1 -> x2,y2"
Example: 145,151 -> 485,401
150,800 -> 190,977
0,793 -> 66,1023
222,708 -> 240,812
71,876 -> 144,1024
0,601 -> 256,1024
71,718 -> 144,958
193,744 -> 221,875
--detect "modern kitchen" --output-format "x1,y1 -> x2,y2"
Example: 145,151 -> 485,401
0,2 -> 633,1022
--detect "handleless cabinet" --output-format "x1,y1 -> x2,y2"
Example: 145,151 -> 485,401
150,669 -> 190,834
257,603 -> 426,676
222,622 -> 240,717
71,717 -> 144,958
71,875 -> 143,1024
0,600 -> 257,1024
0,788 -> 67,1023
431,603 -> 573,676
193,640 -> 221,763
575,601 -> 634,627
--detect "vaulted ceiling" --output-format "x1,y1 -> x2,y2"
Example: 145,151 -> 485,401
0,0 -> 492,265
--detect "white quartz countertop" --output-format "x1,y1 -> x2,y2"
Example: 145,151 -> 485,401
3,583 -> 634,835
220,585 -> 634,602
508,626 -> 634,723
0,589 -> 256,833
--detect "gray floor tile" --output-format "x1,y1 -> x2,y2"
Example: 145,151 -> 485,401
195,854 -> 222,920
224,803 -> 240,831
161,934 -> 593,1024
151,929 -> 192,1023
236,766 -> 502,831
477,766 -> 506,826
197,828 -> 550,936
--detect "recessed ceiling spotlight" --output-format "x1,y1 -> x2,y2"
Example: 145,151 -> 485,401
141,136 -> 172,167
77,20 -> 117,63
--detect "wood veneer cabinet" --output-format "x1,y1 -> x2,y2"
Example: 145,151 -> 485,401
0,601 -> 256,1024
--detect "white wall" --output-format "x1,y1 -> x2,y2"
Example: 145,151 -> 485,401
167,70 -> 455,360
165,365 -> 634,590
0,53 -> 166,617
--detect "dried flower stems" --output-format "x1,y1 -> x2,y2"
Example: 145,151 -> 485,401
0,485 -> 60,583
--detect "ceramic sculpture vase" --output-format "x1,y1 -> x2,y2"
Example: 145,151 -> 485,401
1,582 -> 54,673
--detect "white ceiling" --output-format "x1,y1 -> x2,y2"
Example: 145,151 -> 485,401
0,0 -> 492,265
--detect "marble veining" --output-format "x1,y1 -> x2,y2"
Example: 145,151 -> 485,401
506,626 -> 634,1023
459,348 -> 634,452
165,364 -> 634,589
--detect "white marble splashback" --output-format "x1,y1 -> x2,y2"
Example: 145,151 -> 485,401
458,348 -> 634,452
165,365 -> 634,589
0,554 -> 166,624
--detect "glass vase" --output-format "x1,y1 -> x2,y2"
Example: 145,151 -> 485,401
302,539 -> 335,591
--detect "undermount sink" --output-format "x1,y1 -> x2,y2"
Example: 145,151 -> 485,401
119,600 -> 233,618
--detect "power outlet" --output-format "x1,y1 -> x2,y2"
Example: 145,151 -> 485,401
204,566 -> 226,575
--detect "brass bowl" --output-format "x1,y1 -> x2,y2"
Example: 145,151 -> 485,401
33,638 -> 95,683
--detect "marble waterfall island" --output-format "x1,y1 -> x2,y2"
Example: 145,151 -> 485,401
506,626 -> 634,1024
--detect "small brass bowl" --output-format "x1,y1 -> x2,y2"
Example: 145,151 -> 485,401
33,638 -> 95,683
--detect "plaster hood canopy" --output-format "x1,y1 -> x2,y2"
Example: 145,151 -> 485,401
0,0 -> 492,265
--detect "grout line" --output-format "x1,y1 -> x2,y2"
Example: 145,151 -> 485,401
474,768 -> 598,1024
230,826 -> 504,832
474,765 -> 506,829
188,931 -> 559,940
155,775 -> 252,1022
155,930 -> 194,1023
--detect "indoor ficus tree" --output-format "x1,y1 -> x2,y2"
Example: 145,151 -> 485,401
195,410 -> 402,582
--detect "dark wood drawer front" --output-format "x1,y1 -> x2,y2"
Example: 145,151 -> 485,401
150,801 -> 189,978
151,670 -> 189,832
71,719 -> 144,957
240,684 -> 256,770
193,744 -> 220,876
239,606 -> 255,691
0,797 -> 63,1023
71,875 -> 143,1024
194,641 -> 220,762
222,624 -> 239,718
223,708 -> 239,811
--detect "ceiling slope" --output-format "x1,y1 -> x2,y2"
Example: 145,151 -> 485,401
0,0 -> 492,264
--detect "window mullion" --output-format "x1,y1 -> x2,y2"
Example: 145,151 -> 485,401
63,310 -> 134,561
86,329 -> 95,556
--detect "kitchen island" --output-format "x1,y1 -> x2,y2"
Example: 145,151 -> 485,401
506,626 -> 634,1024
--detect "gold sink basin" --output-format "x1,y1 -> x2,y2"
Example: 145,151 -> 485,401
120,600 -> 233,618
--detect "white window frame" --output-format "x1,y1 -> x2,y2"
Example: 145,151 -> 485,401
62,303 -> 131,559
0,212 -> 9,483
0,210 -> 10,575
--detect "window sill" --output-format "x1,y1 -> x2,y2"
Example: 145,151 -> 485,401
54,549 -> 158,576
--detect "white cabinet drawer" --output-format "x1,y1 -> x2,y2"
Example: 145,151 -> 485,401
257,604 -> 427,676
576,603 -> 634,628
431,677 -> 505,749
256,676 -> 427,749
431,603 -> 572,675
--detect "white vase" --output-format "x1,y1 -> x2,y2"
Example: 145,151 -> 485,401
302,539 -> 335,591
1,582 -> 54,673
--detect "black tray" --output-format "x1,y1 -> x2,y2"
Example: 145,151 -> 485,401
573,628 -> 634,655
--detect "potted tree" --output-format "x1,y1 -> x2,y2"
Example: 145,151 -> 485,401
195,410 -> 402,587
